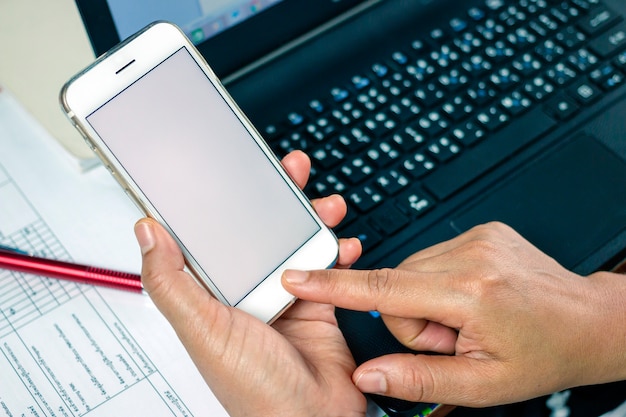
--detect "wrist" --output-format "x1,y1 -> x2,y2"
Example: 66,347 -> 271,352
575,271 -> 626,386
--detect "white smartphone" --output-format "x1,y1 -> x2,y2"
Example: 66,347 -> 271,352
60,21 -> 339,323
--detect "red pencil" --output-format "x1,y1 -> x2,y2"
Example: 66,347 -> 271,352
0,249 -> 142,292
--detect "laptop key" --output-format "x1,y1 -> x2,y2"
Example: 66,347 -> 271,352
615,51 -> 626,69
338,220 -> 382,252
400,151 -> 437,179
500,90 -> 532,116
423,106 -> 557,200
570,0 -> 599,13
341,157 -> 375,185
549,7 -> 572,26
308,99 -> 326,114
426,137 -> 462,162
544,94 -> 580,120
308,173 -> 348,198
347,184 -> 383,213
414,83 -> 446,107
370,203 -> 410,235
588,22 -> 626,58
566,48 -> 599,72
545,62 -> 578,86
555,26 -> 587,49
389,98 -> 421,122
535,39 -> 565,63
523,76 -> 556,100
590,64 -> 625,90
374,169 -> 410,195
597,71 -> 624,90
467,81 -> 498,106
468,7 -> 486,22
417,110 -> 449,137
476,106 -> 510,131
390,126 -> 426,152
310,143 -> 345,170
577,5 -> 622,36
330,87 -> 350,102
365,111 -> 399,138
337,130 -> 371,152
451,120 -> 486,146
395,184 -> 436,217
567,78 -> 602,105
442,96 -> 474,122
366,142 -> 401,168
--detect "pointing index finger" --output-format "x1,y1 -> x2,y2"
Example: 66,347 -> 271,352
282,267 -> 458,324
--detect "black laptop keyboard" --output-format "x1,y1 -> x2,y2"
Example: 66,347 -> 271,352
261,0 -> 626,255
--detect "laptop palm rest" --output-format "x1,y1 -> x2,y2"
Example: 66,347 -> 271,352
450,133 -> 626,272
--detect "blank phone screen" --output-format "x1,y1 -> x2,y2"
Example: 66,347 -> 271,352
86,47 -> 319,305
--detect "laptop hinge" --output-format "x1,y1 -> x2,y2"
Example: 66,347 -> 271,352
223,0 -> 383,85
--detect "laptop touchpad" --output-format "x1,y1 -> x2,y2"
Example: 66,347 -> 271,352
450,134 -> 626,270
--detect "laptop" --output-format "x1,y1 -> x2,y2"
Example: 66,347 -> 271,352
75,0 -> 626,415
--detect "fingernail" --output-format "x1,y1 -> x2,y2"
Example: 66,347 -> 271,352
355,371 -> 387,394
134,221 -> 156,255
283,270 -> 308,284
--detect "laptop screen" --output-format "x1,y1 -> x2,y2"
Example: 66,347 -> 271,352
105,0 -> 285,46
75,0 -> 371,79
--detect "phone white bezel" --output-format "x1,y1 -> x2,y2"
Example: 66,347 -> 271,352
60,21 -> 339,323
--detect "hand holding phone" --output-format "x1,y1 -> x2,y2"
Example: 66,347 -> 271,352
133,182 -> 367,417
60,21 -> 339,323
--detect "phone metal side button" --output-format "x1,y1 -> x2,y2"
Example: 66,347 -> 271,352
123,188 -> 145,213
72,123 -> 97,151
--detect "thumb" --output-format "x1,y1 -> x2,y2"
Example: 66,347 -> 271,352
134,218 -> 206,313
133,218 -> 232,356
352,354 -> 511,407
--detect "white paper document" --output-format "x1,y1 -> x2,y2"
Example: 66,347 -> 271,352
0,87 -> 228,417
